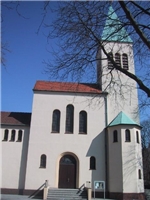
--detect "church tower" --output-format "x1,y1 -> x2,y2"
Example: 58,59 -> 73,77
97,6 -> 139,124
97,6 -> 145,200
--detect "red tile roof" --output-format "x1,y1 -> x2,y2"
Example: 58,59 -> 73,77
1,112 -> 31,126
33,81 -> 102,94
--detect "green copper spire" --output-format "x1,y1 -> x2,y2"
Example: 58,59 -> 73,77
108,111 -> 140,127
102,6 -> 132,43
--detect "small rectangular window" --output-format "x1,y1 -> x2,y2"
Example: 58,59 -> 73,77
10,130 -> 16,142
113,130 -> 118,142
136,131 -> 139,143
17,130 -> 23,142
90,156 -> 96,170
125,129 -> 131,142
3,129 -> 9,141
138,169 -> 142,179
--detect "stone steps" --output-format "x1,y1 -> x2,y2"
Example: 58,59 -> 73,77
47,188 -> 87,200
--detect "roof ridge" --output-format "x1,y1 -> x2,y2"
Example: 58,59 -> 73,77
33,81 -> 103,94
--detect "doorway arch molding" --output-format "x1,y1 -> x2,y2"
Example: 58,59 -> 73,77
56,152 -> 79,188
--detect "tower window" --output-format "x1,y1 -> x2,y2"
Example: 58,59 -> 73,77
113,130 -> 118,142
122,54 -> 128,70
79,111 -> 87,134
65,104 -> 74,133
17,130 -> 23,142
40,154 -> 46,168
3,129 -> 9,141
10,130 -> 16,142
115,53 -> 121,67
52,109 -> 60,133
125,129 -> 131,142
90,156 -> 96,170
136,131 -> 139,143
108,52 -> 113,69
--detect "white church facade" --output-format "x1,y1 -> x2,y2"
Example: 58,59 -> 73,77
1,6 -> 145,200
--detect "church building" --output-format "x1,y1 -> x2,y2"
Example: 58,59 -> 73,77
1,6 -> 145,200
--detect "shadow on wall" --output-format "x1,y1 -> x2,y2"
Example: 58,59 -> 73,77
18,129 -> 30,195
86,129 -> 106,196
122,144 -> 144,193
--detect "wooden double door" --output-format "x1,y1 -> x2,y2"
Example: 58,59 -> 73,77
58,155 -> 76,188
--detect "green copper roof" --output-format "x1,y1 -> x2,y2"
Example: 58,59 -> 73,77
108,111 -> 139,127
101,6 -> 132,43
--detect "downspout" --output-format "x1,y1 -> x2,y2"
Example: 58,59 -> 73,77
104,94 -> 109,195
104,95 -> 108,127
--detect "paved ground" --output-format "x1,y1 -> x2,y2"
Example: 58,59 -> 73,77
0,194 -> 42,200
0,194 -> 114,200
1,190 -> 150,200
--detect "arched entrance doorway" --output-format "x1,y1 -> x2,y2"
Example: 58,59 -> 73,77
58,154 -> 76,188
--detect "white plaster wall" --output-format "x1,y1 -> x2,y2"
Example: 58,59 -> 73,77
1,126 -> 30,189
121,126 -> 144,193
107,126 -> 123,192
98,42 -> 139,124
135,129 -> 144,193
25,92 -> 106,190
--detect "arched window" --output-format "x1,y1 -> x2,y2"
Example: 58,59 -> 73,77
10,130 -> 16,141
79,111 -> 87,134
115,53 -> 121,67
3,129 -> 9,141
108,52 -> 113,69
122,54 -> 128,70
52,109 -> 60,133
113,130 -> 118,142
40,154 -> 46,168
138,169 -> 142,179
136,131 -> 139,143
125,129 -> 131,142
17,130 -> 23,142
65,104 -> 74,133
90,156 -> 96,170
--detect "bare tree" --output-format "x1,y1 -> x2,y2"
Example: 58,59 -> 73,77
141,119 -> 150,149
40,1 -> 150,108
141,119 -> 150,189
2,1 -> 150,112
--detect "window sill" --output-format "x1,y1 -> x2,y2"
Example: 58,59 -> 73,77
51,131 -> 60,134
79,132 -> 87,135
65,132 -> 73,134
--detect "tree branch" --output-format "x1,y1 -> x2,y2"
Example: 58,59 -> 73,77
119,1 -> 150,50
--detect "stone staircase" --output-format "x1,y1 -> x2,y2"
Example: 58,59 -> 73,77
47,188 -> 87,200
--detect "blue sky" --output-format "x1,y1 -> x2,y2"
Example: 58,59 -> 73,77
2,1 -> 56,112
1,1 -> 149,121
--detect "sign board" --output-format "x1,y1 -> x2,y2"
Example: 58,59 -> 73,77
94,181 -> 105,199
